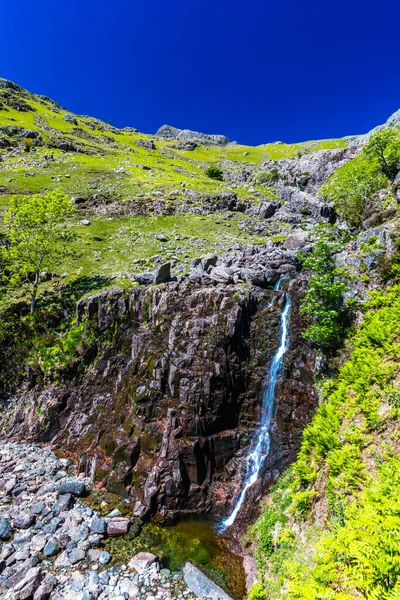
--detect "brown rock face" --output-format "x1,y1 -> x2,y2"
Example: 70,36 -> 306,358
4,271 -> 317,522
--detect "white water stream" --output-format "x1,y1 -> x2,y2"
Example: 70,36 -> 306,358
221,280 -> 291,530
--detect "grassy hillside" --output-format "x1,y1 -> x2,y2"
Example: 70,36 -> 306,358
0,78 -> 346,302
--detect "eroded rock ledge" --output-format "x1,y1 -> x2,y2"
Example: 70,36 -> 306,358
3,244 -> 317,523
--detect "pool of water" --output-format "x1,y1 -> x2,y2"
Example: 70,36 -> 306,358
85,491 -> 246,599
106,519 -> 246,599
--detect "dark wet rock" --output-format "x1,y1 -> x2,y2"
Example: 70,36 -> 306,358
58,481 -> 86,497
154,262 -> 171,284
0,517 -> 13,540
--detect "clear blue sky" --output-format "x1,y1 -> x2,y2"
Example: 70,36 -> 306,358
2,0 -> 399,145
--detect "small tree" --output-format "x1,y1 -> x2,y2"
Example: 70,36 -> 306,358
320,156 -> 387,227
299,226 -> 354,349
2,191 -> 76,312
364,128 -> 400,181
205,165 -> 224,181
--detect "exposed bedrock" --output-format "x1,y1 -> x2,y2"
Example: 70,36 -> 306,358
4,249 -> 316,522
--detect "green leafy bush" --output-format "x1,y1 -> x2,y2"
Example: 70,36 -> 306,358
319,128 -> 400,227
298,226 -> 354,349
255,168 -> 281,185
205,165 -> 224,181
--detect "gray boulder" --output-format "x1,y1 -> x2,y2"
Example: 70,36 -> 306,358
154,262 -> 171,284
14,511 -> 35,530
209,266 -> 237,284
58,481 -> 86,497
63,114 -> 78,125
156,124 -> 229,146
182,562 -> 234,600
90,518 -> 107,535
134,272 -> 155,285
0,517 -> 13,540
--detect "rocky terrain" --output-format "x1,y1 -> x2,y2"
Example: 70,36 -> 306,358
2,78 -> 400,599
0,442 -> 201,600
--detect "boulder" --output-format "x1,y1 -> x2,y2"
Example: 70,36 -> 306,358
58,481 -> 86,497
128,551 -> 158,573
134,272 -> 155,285
106,517 -> 130,537
14,511 -> 35,529
258,201 -> 280,219
0,517 -> 13,540
63,114 -> 78,125
209,266 -> 237,284
33,573 -> 57,600
90,518 -> 107,535
154,262 -> 171,284
182,562 -> 234,600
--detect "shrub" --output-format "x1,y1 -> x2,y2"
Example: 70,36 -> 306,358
22,137 -> 33,152
255,168 -> 281,186
298,226 -> 354,349
204,165 -> 223,181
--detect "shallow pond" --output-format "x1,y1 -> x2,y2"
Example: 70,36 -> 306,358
85,490 -> 246,599
106,519 -> 246,599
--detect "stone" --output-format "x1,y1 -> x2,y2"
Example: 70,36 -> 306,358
14,510 -> 35,529
31,501 -> 45,515
12,566 -> 42,600
54,493 -> 75,512
69,547 -> 86,564
98,551 -> 111,565
128,551 -> 158,573
107,518 -> 130,537
80,219 -> 91,226
90,517 -> 107,535
134,271 -> 155,285
30,534 -> 47,552
0,517 -> 13,540
208,266 -> 237,284
33,573 -> 57,600
119,578 -> 139,596
182,562 -> 234,600
63,114 -> 78,125
264,268 -> 280,287
58,481 -> 86,497
43,538 -> 60,556
154,262 -> 171,284
258,201 -> 280,219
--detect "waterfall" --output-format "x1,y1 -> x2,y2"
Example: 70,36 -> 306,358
220,279 -> 291,530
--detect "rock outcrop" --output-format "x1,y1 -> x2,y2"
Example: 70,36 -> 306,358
3,244 -> 317,522
156,124 -> 230,146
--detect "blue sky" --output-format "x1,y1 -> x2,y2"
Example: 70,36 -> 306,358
2,0 -> 399,145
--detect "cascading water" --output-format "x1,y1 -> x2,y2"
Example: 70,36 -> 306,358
220,279 -> 291,530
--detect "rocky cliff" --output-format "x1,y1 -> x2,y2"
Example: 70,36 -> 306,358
3,243 -> 317,523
